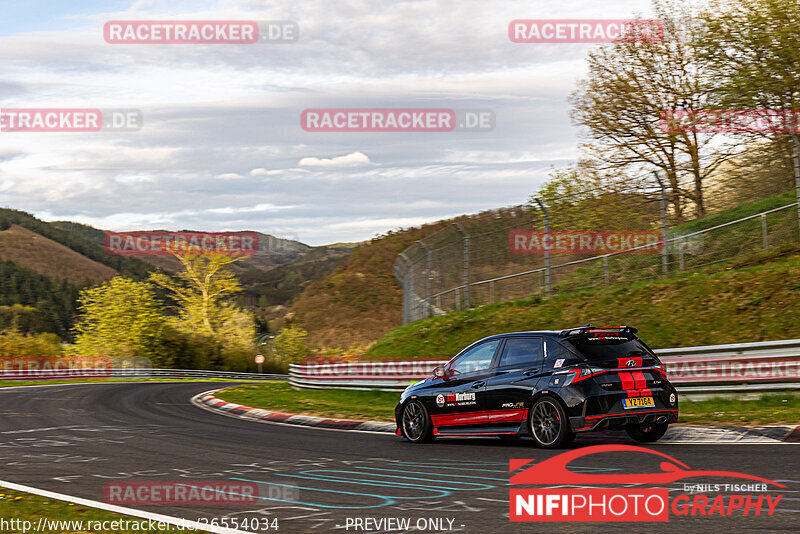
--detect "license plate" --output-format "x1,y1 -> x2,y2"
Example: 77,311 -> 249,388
623,396 -> 655,409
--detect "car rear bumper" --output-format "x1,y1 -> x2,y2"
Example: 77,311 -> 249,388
571,408 -> 679,432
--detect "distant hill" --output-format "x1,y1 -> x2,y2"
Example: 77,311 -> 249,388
0,224 -> 117,284
0,209 -> 355,340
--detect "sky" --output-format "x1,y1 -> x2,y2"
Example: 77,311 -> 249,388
0,0 -> 662,246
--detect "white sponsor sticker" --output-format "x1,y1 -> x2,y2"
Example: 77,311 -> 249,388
554,358 -> 565,368
436,394 -> 445,407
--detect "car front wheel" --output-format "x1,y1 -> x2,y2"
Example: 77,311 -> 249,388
401,400 -> 434,443
626,422 -> 669,443
529,397 -> 574,448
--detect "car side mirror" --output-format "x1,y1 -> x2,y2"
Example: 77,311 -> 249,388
433,365 -> 446,378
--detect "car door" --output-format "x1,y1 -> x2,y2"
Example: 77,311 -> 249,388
483,336 -> 543,431
429,338 -> 502,433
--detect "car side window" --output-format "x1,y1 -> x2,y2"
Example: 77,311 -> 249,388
497,337 -> 542,368
450,340 -> 499,375
544,338 -> 569,360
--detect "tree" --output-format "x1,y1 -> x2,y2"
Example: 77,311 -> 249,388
570,0 -> 736,220
149,254 -> 255,368
71,277 -> 171,366
698,0 -> 800,232
149,254 -> 245,336
273,325 -> 309,365
531,167 -> 660,229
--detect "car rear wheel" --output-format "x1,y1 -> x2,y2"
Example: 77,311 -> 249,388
401,400 -> 434,443
529,397 -> 574,448
626,422 -> 669,443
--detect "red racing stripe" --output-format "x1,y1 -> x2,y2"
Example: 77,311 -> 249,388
431,408 -> 527,427
619,371 -> 635,393
632,371 -> 647,390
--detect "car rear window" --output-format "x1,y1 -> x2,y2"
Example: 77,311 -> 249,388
564,338 -> 652,360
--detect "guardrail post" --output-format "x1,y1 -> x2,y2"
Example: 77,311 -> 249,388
761,213 -> 768,249
678,237 -> 685,270
455,287 -> 460,311
453,223 -> 471,309
489,280 -> 495,303
534,199 -> 552,297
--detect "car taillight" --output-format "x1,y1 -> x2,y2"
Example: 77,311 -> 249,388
658,362 -> 668,379
558,366 -> 605,385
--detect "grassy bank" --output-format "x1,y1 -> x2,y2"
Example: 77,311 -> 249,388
214,384 -> 800,426
365,251 -> 800,358
216,382 -> 398,421
0,487 -> 186,533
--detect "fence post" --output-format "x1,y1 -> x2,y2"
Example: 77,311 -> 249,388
418,240 -> 433,318
603,255 -> 609,284
761,213 -> 768,249
653,171 -> 669,275
455,287 -> 460,311
453,223 -> 471,308
678,238 -> 685,270
490,280 -> 495,303
790,133 -> 800,239
397,253 -> 411,324
534,198 -> 552,296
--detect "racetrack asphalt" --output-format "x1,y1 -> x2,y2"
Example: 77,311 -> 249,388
0,382 -> 797,533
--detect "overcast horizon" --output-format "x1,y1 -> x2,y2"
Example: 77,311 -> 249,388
0,0 -> 671,246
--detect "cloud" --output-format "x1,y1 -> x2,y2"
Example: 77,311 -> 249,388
215,173 -> 245,180
0,147 -> 24,161
249,168 -> 282,176
298,151 -> 373,168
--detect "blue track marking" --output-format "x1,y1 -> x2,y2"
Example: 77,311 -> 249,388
228,478 -> 400,509
353,466 -> 508,482
285,469 -> 494,490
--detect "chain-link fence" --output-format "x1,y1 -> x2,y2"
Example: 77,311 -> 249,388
394,191 -> 800,324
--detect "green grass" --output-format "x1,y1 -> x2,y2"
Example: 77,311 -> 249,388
0,487 -> 186,533
678,393 -> 800,425
214,384 -> 799,426
365,251 -> 800,358
215,382 -> 399,421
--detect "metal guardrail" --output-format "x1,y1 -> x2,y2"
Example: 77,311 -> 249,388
289,339 -> 800,395
0,368 -> 287,381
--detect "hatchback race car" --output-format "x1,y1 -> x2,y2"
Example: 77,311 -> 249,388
395,326 -> 678,448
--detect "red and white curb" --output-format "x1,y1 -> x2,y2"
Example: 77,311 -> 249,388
191,390 -> 396,434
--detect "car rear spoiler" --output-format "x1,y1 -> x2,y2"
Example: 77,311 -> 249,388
559,325 -> 639,339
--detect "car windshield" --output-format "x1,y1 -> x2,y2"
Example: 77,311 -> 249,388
564,338 -> 652,361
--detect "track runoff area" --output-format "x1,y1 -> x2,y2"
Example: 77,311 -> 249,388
0,382 -> 796,533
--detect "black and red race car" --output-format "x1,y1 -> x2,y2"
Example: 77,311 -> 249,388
395,325 -> 678,448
